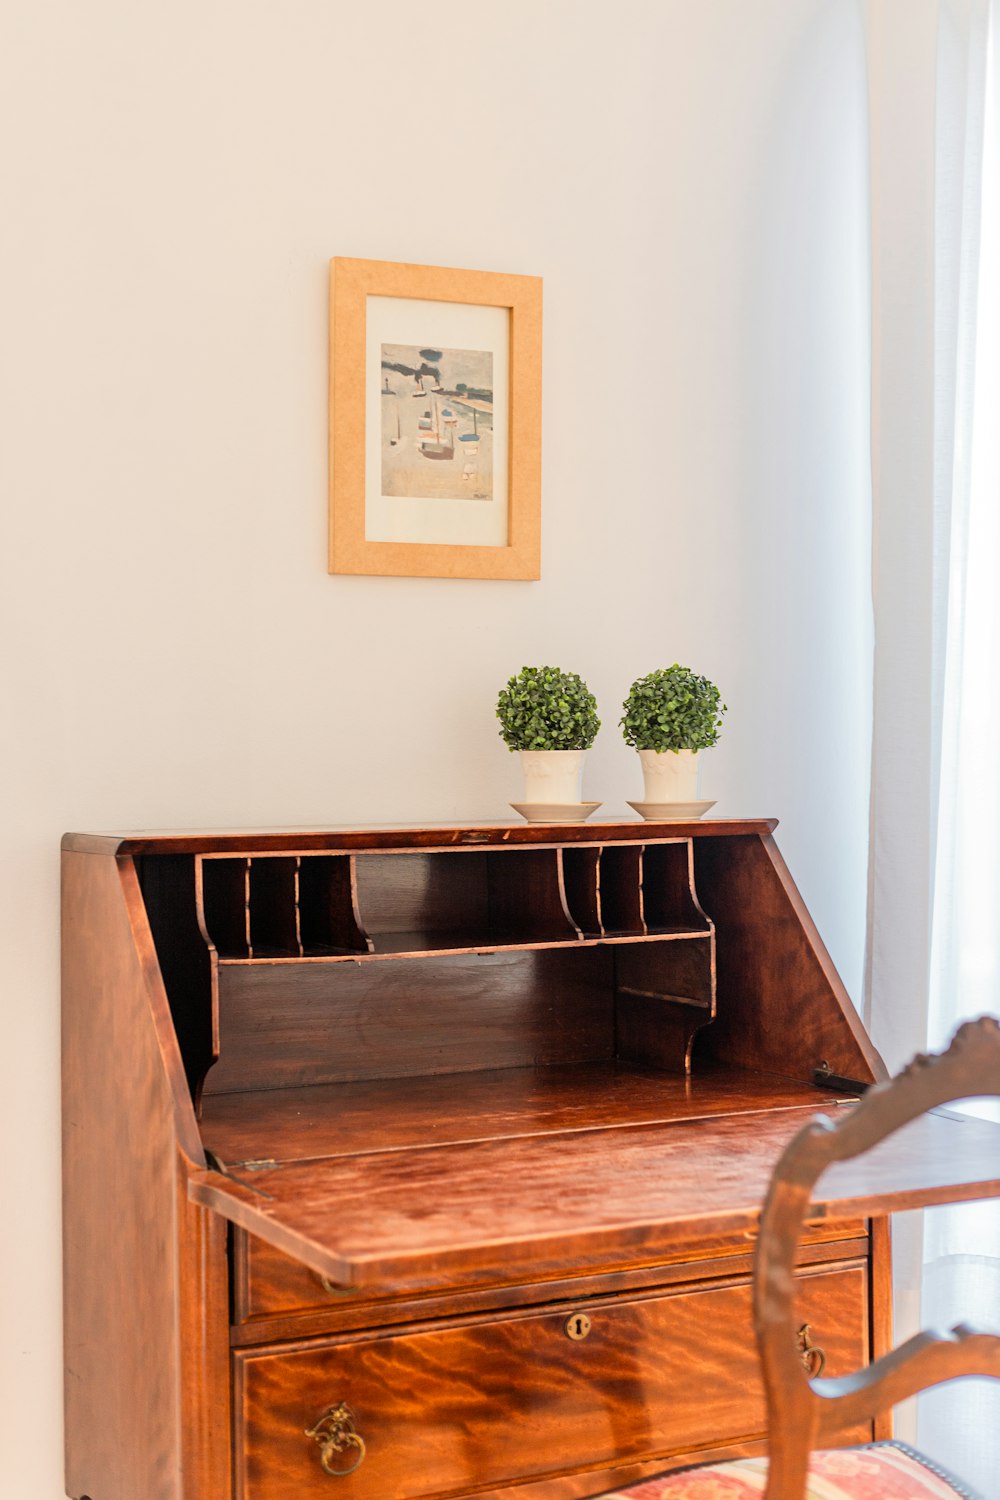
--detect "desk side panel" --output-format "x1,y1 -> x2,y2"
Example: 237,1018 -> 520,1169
177,1177 -> 233,1500
693,833 -> 886,1085
62,850 -> 225,1500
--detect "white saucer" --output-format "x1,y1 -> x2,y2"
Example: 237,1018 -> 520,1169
510,801 -> 603,824
626,799 -> 716,821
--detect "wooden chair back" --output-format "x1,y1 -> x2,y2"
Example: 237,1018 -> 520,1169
754,1014 -> 1000,1499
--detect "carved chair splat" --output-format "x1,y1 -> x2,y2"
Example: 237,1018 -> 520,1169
589,1014 -> 1000,1500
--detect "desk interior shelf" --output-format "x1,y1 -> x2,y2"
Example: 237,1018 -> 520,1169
181,839 -> 719,1099
197,840 -> 714,962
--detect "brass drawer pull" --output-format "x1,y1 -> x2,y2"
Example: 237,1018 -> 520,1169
305,1403 -> 366,1477
797,1323 -> 827,1377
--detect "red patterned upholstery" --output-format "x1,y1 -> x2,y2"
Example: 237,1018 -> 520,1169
593,1442 -> 982,1500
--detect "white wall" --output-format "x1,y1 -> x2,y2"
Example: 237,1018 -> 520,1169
0,3 -> 872,1493
863,0 -> 940,1073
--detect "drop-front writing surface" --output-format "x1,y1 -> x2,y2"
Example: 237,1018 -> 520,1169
62,819 -> 890,1500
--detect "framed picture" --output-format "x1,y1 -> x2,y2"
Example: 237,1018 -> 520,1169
329,258 -> 542,579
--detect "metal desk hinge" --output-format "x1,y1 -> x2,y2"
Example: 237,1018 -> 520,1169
201,1150 -> 277,1199
813,1062 -> 869,1095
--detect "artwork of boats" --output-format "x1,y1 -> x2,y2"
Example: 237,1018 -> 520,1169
380,340 -> 492,501
418,399 -> 455,459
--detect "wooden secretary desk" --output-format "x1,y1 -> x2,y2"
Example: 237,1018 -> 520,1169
62,818 -> 890,1500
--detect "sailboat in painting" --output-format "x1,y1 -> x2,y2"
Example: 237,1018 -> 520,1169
418,399 -> 455,460
457,407 -> 480,454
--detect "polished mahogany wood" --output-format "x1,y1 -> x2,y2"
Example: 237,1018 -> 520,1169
199,842 -> 711,964
62,818 -> 780,857
693,833 -> 885,1086
200,1062 -> 844,1168
203,947 -> 617,1096
234,1266 -> 868,1500
187,833 -> 726,1097
176,1184 -> 232,1500
62,850 -> 187,1500
233,1224 -> 870,1339
62,852 -> 230,1500
63,818 -> 897,1500
868,1214 -> 894,1440
615,938 -> 716,1072
562,845 -> 603,936
191,1104 -> 1000,1290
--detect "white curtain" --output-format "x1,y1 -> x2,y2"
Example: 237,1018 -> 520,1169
920,2 -> 1000,1492
866,1 -> 1000,1493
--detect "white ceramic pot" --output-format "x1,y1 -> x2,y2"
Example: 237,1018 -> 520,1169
519,749 -> 586,805
638,748 -> 699,803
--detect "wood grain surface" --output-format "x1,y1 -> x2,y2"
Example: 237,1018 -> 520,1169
63,820 -> 893,1500
200,1062 -> 839,1167
191,1106 -> 1000,1289
203,947 -> 617,1096
232,1226 -> 870,1339
62,851 -> 216,1500
61,818 -> 779,857
233,1265 -> 867,1500
692,833 -> 886,1084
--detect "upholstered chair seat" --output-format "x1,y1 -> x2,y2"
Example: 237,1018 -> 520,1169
594,1441 -> 982,1499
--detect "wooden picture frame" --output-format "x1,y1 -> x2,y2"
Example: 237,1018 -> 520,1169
329,257 -> 542,580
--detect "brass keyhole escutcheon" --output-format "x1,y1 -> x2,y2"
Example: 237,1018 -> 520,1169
565,1312 -> 592,1341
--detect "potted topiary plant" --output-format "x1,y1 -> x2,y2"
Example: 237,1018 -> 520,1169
496,665 -> 601,820
620,664 -> 726,817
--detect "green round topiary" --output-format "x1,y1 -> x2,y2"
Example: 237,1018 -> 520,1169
496,666 -> 601,751
620,665 -> 726,753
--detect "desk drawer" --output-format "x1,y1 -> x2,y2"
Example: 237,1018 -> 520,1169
233,1219 -> 868,1327
233,1263 -> 867,1500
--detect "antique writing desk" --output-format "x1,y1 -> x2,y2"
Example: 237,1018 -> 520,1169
63,818 -> 905,1500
